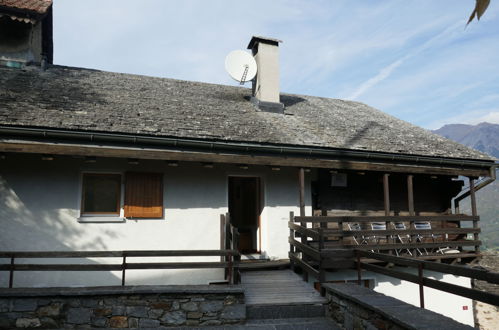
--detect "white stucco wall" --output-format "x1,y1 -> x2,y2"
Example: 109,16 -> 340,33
323,269 -> 474,326
0,154 -> 311,287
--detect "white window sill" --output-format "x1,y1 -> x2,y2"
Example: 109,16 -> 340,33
77,217 -> 125,223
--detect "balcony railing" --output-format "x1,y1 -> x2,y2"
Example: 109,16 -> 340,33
288,212 -> 481,278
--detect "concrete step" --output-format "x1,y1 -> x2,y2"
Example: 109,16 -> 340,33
246,303 -> 326,320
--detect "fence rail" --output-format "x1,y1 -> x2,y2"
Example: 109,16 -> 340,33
0,249 -> 240,288
289,214 -> 481,258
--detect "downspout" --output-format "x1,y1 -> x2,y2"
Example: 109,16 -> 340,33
454,165 -> 497,213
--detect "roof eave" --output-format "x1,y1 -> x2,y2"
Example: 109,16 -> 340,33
0,126 -> 495,177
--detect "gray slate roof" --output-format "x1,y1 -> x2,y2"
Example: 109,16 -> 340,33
0,65 -> 494,161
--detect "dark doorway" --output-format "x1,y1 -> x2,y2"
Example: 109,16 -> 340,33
228,177 -> 261,253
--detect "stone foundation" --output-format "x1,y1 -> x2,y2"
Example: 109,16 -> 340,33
0,285 -> 245,328
323,283 -> 473,330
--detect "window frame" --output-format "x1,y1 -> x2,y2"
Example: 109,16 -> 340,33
79,172 -> 123,218
78,170 -> 165,222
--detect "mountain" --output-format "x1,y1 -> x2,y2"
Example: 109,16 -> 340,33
433,122 -> 499,158
433,122 -> 499,251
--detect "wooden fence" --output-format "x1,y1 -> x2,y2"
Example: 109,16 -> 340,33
0,249 -> 240,288
221,213 -> 241,284
289,213 -> 481,274
288,212 -> 499,307
356,250 -> 499,307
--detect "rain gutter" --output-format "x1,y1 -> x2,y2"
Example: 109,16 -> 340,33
454,165 -> 498,211
0,126 -> 496,170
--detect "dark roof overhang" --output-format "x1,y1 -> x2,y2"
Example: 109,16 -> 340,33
1,125 -> 496,177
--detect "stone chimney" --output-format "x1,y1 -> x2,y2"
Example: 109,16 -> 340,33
247,36 -> 284,113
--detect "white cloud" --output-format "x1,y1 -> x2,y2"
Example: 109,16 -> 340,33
427,110 -> 499,129
347,20 -> 464,100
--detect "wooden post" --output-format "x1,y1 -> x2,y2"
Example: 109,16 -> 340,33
407,175 -> 415,216
225,213 -> 231,250
227,254 -> 233,285
357,251 -> 362,286
407,175 -> 416,255
383,174 -> 391,248
9,257 -> 14,288
318,228 -> 326,295
469,177 -> 477,217
121,256 -> 127,286
299,168 -> 306,217
298,168 -> 309,272
418,263 -> 425,308
220,214 -> 225,262
383,174 -> 390,216
232,226 -> 241,284
225,213 -> 231,280
289,211 -> 295,272
319,228 -> 325,251
469,178 -> 480,253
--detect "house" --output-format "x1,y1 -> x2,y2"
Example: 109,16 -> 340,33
0,1 -> 497,326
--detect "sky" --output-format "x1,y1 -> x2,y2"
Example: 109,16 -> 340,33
52,0 -> 499,130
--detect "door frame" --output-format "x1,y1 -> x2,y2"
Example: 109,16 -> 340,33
227,175 -> 263,253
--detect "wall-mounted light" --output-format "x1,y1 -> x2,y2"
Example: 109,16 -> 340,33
271,166 -> 281,171
203,163 -> 214,168
41,154 -> 54,161
167,161 -> 178,167
127,158 -> 139,165
238,164 -> 249,170
84,156 -> 97,163
430,175 -> 438,179
357,172 -> 366,175
304,168 -> 311,173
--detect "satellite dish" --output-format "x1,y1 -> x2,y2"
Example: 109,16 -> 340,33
225,50 -> 257,84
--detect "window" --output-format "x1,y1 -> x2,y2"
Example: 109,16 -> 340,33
124,172 -> 163,219
80,172 -> 163,219
81,173 -> 121,216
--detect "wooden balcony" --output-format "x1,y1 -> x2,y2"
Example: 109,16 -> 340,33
288,213 -> 481,275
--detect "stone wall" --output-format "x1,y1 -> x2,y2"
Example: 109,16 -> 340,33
0,285 -> 245,328
323,283 -> 473,330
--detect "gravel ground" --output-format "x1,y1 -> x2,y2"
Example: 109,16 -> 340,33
473,252 -> 499,330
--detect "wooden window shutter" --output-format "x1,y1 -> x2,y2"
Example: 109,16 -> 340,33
124,172 -> 163,218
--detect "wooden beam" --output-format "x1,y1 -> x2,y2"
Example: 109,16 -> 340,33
0,261 -> 237,271
288,253 -> 320,279
357,251 -> 499,284
288,222 -> 321,240
0,140 -> 491,177
288,238 -> 321,260
0,250 -> 239,258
